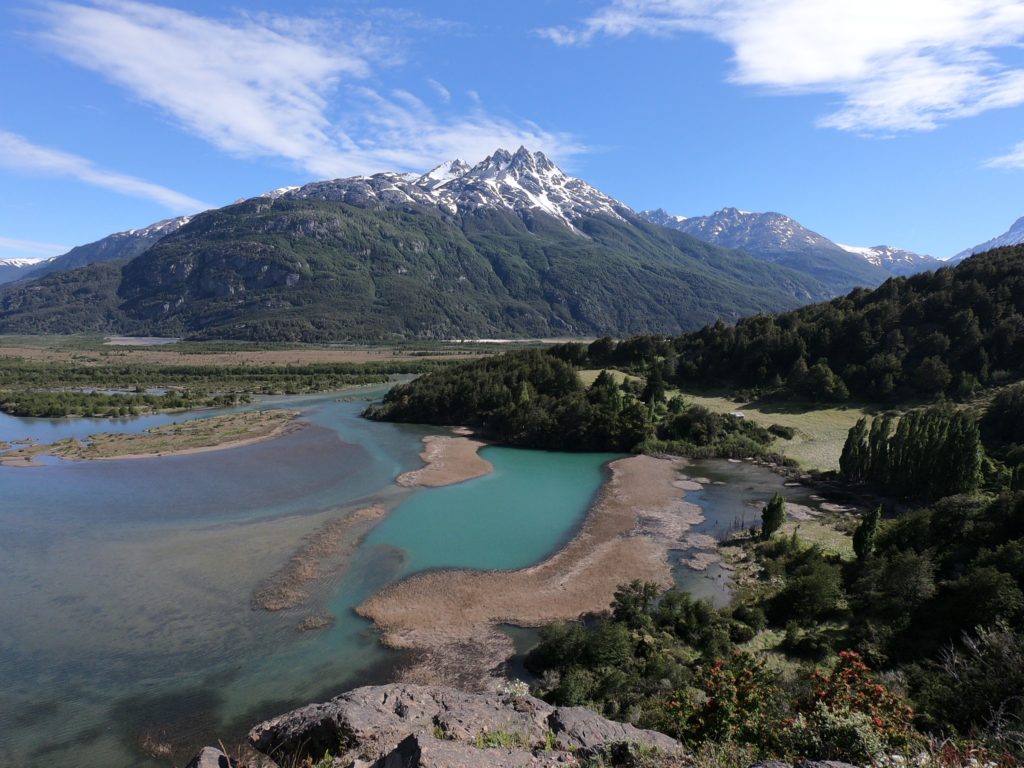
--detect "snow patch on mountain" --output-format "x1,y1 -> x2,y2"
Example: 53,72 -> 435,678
280,147 -> 629,231
126,216 -> 192,238
640,207 -> 840,254
0,257 -> 48,267
838,243 -> 939,274
951,215 -> 1024,262
640,207 -> 935,277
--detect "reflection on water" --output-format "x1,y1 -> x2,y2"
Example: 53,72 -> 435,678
671,460 -> 819,606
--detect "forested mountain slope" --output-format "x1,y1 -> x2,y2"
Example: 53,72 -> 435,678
0,181 -> 831,340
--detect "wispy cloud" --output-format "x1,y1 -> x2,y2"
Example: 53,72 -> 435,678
0,235 -> 71,259
36,1 -> 584,178
986,141 -> 1024,169
540,0 -> 1024,135
427,78 -> 452,103
0,130 -> 208,211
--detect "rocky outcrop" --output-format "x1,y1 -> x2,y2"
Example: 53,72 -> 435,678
185,746 -> 236,768
370,733 -> 557,767
247,683 -> 686,766
547,707 -> 680,755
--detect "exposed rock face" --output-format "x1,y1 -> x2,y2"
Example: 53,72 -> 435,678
370,733 -> 553,767
547,706 -> 680,754
185,746 -> 236,768
248,683 -> 685,766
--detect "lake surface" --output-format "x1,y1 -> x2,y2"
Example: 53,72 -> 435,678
0,390 -> 807,767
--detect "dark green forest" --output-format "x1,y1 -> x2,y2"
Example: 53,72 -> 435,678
570,246 -> 1024,403
364,350 -> 780,457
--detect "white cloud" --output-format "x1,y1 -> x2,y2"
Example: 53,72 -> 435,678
427,79 -> 452,102
37,1 -> 584,178
541,0 -> 1024,135
0,130 -> 208,211
0,236 -> 71,259
986,141 -> 1024,169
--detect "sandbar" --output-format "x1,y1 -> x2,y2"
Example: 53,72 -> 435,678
395,435 -> 493,487
253,505 -> 387,612
0,410 -> 301,466
357,454 -> 697,689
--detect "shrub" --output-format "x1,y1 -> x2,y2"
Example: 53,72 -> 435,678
782,700 -> 888,763
788,650 -> 915,760
768,423 -> 796,440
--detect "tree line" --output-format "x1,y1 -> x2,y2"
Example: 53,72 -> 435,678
550,246 -> 1024,403
365,349 -> 784,458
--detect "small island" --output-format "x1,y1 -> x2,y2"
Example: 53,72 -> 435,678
0,409 -> 301,465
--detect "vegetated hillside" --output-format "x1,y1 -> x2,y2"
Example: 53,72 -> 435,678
0,198 -> 830,341
680,246 -> 1022,400
13,216 -> 191,283
0,261 -> 128,334
577,245 -> 1024,403
370,247 -> 1024,436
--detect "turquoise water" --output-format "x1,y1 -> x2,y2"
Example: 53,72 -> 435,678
0,390 -> 615,768
366,448 -> 621,574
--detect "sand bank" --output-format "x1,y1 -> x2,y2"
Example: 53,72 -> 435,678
395,435 -> 493,487
253,504 -> 386,612
358,454 -> 698,689
0,410 -> 301,466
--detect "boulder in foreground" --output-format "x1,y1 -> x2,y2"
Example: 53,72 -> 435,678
247,683 -> 684,765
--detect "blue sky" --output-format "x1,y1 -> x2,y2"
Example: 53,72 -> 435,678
2,0 -> 1024,261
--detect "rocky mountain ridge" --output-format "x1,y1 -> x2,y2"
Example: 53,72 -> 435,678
277,146 -> 627,231
836,242 -> 940,276
952,214 -> 1024,262
0,257 -> 50,284
7,216 -> 192,285
0,148 -> 835,341
640,207 -> 938,279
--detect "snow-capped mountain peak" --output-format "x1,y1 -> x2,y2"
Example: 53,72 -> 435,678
126,216 -> 192,238
838,243 -> 939,275
639,207 -> 937,278
261,186 -> 301,200
640,208 -> 688,227
420,159 -> 471,188
641,207 -> 840,254
279,147 -> 628,231
951,214 -> 1024,262
0,257 -> 47,267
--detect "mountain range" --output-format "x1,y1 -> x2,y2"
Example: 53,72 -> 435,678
0,146 -> 1011,341
0,217 -> 192,287
0,258 -> 46,285
639,207 -> 940,287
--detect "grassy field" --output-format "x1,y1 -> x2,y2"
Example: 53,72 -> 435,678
0,335 -> 503,366
579,367 -> 871,471
679,391 -> 872,471
578,368 -> 643,387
